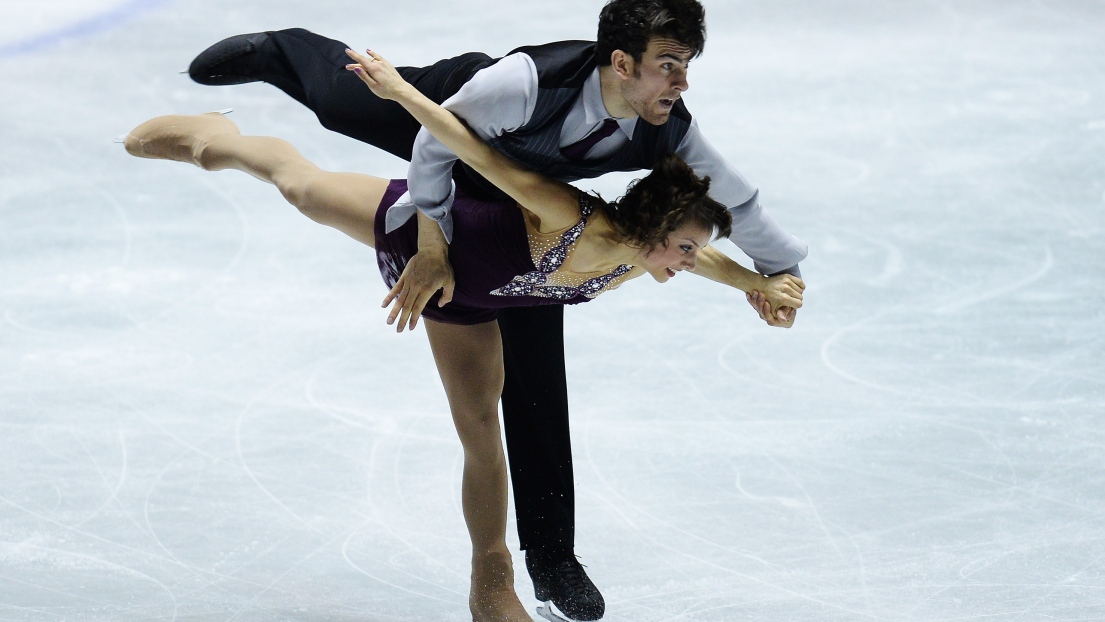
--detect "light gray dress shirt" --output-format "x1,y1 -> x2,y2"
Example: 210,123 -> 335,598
384,51 -> 807,275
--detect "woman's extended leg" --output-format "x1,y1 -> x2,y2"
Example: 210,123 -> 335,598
423,319 -> 530,622
124,113 -> 388,246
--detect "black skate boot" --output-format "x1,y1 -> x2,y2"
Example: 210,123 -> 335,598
188,32 -> 274,86
527,548 -> 605,621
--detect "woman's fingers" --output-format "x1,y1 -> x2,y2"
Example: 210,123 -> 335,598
344,49 -> 382,89
345,47 -> 377,68
344,49 -> 367,73
776,306 -> 796,326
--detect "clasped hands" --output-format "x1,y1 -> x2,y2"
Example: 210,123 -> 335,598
747,273 -> 804,328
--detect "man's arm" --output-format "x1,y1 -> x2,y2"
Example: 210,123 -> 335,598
676,121 -> 809,325
400,52 -> 540,240
362,50 -> 539,331
676,121 -> 808,274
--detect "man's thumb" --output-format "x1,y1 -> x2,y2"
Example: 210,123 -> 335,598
438,282 -> 455,306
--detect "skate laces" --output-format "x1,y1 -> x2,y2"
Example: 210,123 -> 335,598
555,556 -> 592,594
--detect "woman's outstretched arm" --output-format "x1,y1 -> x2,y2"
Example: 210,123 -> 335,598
693,246 -> 805,327
345,48 -> 580,232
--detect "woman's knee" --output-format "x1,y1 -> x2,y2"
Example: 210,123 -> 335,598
277,170 -> 330,222
452,402 -> 504,451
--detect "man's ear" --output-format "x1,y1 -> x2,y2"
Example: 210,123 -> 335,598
609,49 -> 633,80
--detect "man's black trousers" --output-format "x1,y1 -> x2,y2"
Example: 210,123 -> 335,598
255,28 -> 576,551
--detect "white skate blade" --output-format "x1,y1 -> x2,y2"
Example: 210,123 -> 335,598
536,601 -> 573,622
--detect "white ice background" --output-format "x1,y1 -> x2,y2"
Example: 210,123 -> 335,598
1,0 -> 1104,620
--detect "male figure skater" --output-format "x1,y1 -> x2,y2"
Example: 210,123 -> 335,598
187,1 -> 807,619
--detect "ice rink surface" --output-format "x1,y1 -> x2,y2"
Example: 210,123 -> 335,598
2,0 -> 1104,619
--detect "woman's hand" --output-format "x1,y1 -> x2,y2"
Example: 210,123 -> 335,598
345,48 -> 411,101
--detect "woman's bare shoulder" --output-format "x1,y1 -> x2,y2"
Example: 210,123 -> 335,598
518,187 -> 584,234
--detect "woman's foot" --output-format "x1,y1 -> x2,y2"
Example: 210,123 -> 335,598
470,550 -> 532,622
123,112 -> 239,168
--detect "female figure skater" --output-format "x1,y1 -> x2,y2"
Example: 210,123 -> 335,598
124,48 -> 803,622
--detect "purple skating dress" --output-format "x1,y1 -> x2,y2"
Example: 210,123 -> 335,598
373,180 -> 633,325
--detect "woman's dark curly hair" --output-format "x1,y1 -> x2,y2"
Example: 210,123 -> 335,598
595,153 -> 732,251
596,0 -> 707,67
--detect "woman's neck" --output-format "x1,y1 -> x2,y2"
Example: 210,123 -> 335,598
570,212 -> 641,272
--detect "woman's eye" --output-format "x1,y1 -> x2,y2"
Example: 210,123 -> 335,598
680,245 -> 692,253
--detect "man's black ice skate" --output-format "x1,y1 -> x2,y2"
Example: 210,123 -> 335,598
188,32 -> 273,86
527,548 -> 604,621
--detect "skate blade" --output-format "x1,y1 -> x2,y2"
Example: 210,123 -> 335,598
114,109 -> 232,144
536,601 -> 573,622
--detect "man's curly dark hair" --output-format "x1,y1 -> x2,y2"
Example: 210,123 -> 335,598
595,0 -> 707,66
594,153 -> 732,252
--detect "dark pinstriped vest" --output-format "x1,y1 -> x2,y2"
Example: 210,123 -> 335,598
453,40 -> 694,199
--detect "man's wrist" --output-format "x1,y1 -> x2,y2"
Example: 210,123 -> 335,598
767,264 -> 801,278
415,212 -> 449,256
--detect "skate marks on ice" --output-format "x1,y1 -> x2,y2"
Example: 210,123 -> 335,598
565,206 -> 1102,619
817,239 -> 1096,409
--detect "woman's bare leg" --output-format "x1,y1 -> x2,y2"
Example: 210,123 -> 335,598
423,319 -> 530,622
124,113 -> 388,246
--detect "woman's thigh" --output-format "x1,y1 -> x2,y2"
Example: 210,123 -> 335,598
293,171 -> 390,247
423,319 -> 505,441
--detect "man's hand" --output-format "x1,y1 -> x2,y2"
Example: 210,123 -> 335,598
746,274 -> 805,329
381,213 -> 455,332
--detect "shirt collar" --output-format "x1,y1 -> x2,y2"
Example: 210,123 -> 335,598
582,68 -> 637,138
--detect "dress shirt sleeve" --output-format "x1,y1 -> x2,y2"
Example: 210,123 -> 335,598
676,120 -> 808,276
393,52 -> 539,241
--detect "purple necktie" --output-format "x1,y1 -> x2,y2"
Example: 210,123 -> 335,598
560,118 -> 620,161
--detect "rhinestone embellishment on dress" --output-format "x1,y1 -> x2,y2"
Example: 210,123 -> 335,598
491,195 -> 631,301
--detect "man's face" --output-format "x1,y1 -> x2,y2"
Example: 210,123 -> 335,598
618,37 -> 693,125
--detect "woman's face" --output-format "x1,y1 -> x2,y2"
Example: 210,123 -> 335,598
638,222 -> 713,283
